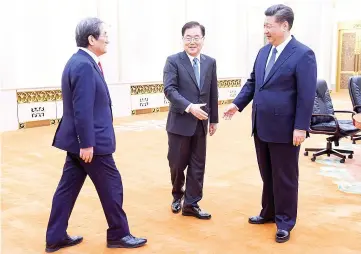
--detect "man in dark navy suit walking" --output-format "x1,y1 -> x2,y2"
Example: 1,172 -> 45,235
45,17 -> 146,252
224,4 -> 317,243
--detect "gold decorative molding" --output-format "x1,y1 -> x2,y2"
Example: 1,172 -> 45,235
15,79 -> 242,101
15,79 -> 242,126
131,84 -> 163,95
130,78 -> 242,95
218,99 -> 234,105
50,119 -> 61,125
218,79 -> 241,88
17,90 -> 62,103
19,119 -> 60,129
131,106 -> 169,115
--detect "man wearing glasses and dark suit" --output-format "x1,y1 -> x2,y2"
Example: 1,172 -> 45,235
163,21 -> 219,220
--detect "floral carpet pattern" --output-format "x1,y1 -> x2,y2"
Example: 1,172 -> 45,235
313,140 -> 361,195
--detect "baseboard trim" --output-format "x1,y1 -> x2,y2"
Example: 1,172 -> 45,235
19,119 -> 60,129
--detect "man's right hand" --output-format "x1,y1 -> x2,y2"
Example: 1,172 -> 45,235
223,103 -> 239,120
80,147 -> 94,163
190,103 -> 208,120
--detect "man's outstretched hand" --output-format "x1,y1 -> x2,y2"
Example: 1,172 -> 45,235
223,103 -> 238,120
190,103 -> 208,120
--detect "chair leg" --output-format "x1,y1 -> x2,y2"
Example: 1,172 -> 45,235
334,149 -> 353,155
304,140 -> 351,163
305,148 -> 324,152
351,135 -> 361,144
304,148 -> 323,156
312,149 -> 329,157
329,150 -> 347,160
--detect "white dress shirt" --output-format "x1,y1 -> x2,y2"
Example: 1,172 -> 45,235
233,35 -> 293,111
79,47 -> 99,64
265,35 -> 292,67
187,53 -> 201,77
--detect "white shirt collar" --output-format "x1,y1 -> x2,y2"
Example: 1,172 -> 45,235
186,53 -> 201,65
273,35 -> 292,54
79,47 -> 99,64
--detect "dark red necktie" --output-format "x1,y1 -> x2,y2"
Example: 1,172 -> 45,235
98,61 -> 104,75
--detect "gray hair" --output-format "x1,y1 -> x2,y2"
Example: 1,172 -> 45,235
265,4 -> 294,30
75,17 -> 103,47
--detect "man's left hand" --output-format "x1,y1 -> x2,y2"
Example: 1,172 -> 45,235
209,123 -> 218,136
293,129 -> 306,146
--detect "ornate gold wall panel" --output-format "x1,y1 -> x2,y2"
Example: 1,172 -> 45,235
16,78 -> 242,127
17,90 -> 62,103
336,21 -> 361,91
130,84 -> 163,95
340,32 -> 356,72
218,79 -> 241,88
129,78 -> 241,95
340,73 -> 354,89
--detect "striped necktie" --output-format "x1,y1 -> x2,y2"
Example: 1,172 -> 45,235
264,47 -> 277,81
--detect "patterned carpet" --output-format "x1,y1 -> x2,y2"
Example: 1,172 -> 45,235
313,140 -> 361,195
2,98 -> 360,253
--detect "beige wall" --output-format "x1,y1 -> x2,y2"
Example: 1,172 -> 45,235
3,0 -> 359,90
1,0 -> 361,132
1,0 -> 274,90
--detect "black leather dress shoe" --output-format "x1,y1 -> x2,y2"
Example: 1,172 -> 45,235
45,235 -> 83,253
248,216 -> 275,224
275,229 -> 290,243
171,199 -> 182,213
107,234 -> 147,248
182,207 -> 211,220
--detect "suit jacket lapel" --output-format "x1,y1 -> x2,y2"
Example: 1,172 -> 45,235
262,39 -> 297,86
180,51 -> 199,90
87,60 -> 112,107
92,62 -> 107,84
200,54 -> 207,90
77,50 -> 108,87
77,49 -> 113,107
96,66 -> 113,109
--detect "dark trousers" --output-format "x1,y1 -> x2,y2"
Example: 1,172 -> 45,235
167,121 -> 206,208
46,152 -> 130,245
254,133 -> 300,232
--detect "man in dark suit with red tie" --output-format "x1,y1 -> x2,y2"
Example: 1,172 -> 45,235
163,21 -> 219,219
224,5 -> 317,243
45,17 -> 146,252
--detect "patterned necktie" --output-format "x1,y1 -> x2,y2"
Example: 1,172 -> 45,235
98,61 -> 104,75
264,47 -> 277,81
193,58 -> 200,87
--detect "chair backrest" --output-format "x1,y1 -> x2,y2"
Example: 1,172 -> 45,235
348,76 -> 361,113
311,79 -> 334,125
